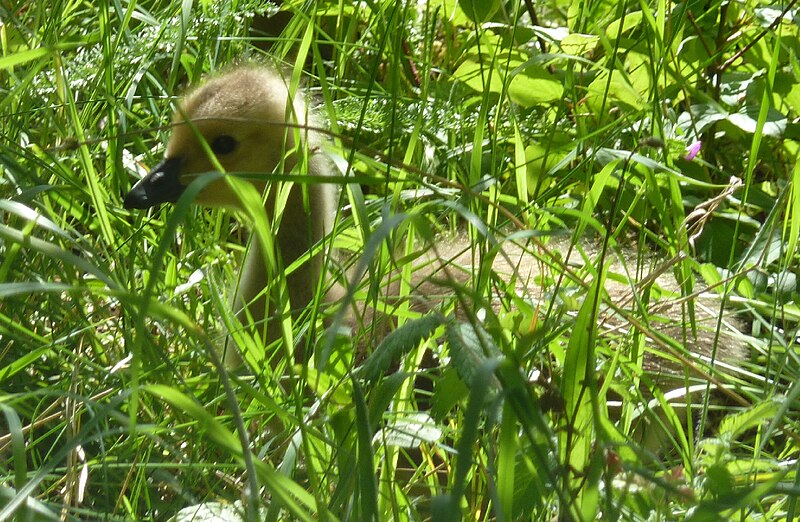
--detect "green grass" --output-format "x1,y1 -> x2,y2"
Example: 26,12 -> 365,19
2,0 -> 799,520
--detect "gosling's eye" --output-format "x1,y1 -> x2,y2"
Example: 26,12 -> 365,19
211,135 -> 238,155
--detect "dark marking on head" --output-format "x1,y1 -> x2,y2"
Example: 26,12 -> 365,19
123,157 -> 186,209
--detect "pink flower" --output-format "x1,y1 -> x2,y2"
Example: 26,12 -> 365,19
683,140 -> 702,161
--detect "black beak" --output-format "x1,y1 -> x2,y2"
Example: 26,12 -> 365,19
123,157 -> 186,210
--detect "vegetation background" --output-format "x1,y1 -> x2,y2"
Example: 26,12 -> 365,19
1,0 -> 799,520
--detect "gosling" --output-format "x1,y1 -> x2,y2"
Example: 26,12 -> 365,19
124,65 -> 746,385
124,65 -> 337,366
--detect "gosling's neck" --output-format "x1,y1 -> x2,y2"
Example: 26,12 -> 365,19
229,153 -> 336,364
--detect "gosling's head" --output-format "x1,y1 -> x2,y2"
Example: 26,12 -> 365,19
124,66 -> 313,210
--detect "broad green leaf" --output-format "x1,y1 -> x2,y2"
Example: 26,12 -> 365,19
586,70 -> 643,111
459,0 -> 499,23
508,66 -> 563,106
560,33 -> 599,56
431,367 -> 469,420
453,59 -> 503,94
524,139 -> 572,193
727,105 -> 787,136
373,411 -> 443,448
606,11 -> 643,39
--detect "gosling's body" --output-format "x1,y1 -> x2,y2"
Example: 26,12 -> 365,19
365,235 -> 746,377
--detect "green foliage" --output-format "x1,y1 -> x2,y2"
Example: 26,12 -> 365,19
2,0 -> 800,520
361,313 -> 442,382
